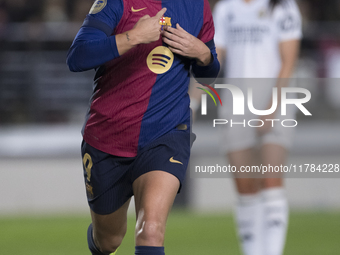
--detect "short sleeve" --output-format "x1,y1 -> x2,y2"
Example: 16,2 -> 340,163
83,0 -> 124,36
197,0 -> 215,43
275,0 -> 302,42
213,1 -> 228,49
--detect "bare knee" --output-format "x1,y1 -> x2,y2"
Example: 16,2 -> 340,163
235,178 -> 261,194
94,233 -> 124,254
136,220 -> 165,246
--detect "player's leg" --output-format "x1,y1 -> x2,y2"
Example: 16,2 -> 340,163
230,148 -> 262,194
133,170 -> 180,255
88,199 -> 130,255
81,140 -> 135,255
228,148 -> 263,255
261,142 -> 287,188
260,143 -> 288,255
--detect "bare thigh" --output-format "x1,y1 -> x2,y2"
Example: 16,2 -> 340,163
133,170 -> 180,246
90,198 -> 131,254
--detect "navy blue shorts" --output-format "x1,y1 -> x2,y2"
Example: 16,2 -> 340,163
81,126 -> 194,215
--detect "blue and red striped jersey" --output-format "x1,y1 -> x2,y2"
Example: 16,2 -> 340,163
70,0 -> 218,157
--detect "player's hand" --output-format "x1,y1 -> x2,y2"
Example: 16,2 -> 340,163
131,8 -> 166,44
162,23 -> 212,66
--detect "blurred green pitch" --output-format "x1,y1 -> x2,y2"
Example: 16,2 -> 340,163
0,211 -> 339,255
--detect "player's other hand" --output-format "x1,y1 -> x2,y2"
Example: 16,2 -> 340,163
162,23 -> 212,66
132,8 -> 166,44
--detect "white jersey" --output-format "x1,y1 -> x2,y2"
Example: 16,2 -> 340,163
213,0 -> 302,78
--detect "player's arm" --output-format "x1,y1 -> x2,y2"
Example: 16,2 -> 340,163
258,39 -> 300,135
162,24 -> 215,67
216,47 -> 226,70
274,39 -> 301,108
276,0 -> 302,80
162,24 -> 220,80
188,45 -> 226,119
277,39 -> 300,79
67,8 -> 166,72
258,1 -> 302,134
191,38 -> 220,79
162,0 -> 220,81
117,8 -> 166,55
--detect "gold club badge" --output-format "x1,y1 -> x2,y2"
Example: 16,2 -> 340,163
159,16 -> 172,27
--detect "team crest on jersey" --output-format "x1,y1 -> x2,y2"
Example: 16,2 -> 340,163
159,16 -> 172,27
89,0 -> 107,14
147,46 -> 174,74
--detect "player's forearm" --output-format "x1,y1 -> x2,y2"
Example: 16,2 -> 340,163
191,40 -> 220,81
274,42 -> 300,94
195,45 -> 212,66
116,8 -> 166,55
192,55 -> 219,77
277,39 -> 300,80
273,64 -> 296,111
263,67 -> 294,115
115,29 -> 140,56
67,27 -> 120,72
277,62 -> 296,80
265,42 -> 300,116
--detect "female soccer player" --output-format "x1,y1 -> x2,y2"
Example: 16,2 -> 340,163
67,0 -> 219,254
213,0 -> 301,254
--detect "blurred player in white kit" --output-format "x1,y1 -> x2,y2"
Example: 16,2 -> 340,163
213,0 -> 302,254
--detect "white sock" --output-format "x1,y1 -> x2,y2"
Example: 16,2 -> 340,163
261,187 -> 289,255
235,194 -> 263,255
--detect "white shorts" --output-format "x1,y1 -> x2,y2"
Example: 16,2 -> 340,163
218,81 -> 297,153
